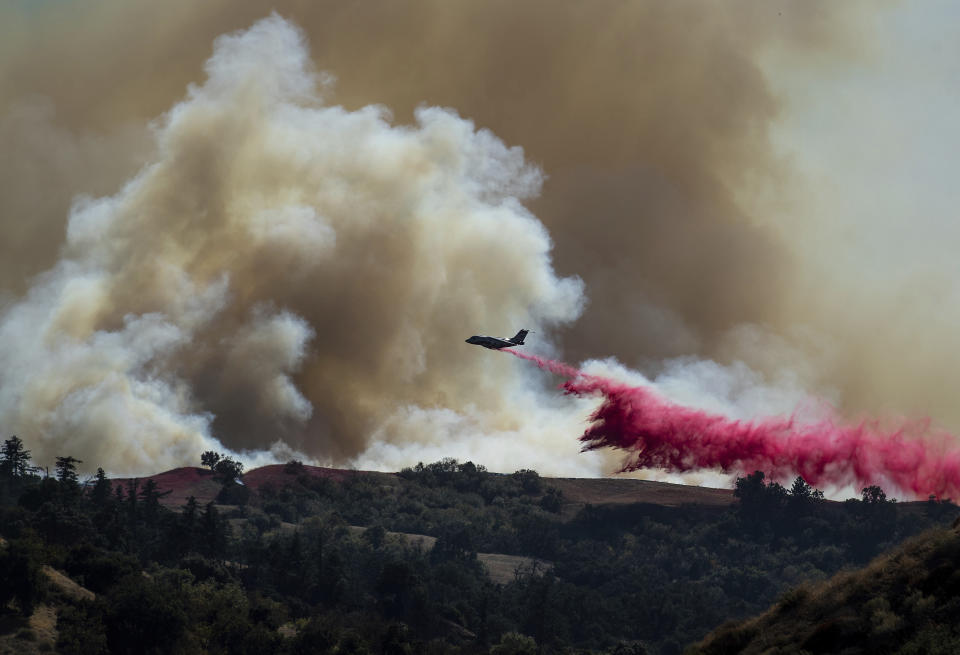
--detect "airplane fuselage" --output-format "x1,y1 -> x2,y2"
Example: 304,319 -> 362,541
465,329 -> 529,350
465,335 -> 518,349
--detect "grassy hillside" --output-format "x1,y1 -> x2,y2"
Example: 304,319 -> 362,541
689,521 -> 960,655
2,442 -> 959,654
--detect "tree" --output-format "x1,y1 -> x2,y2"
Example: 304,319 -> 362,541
514,469 -> 543,494
174,496 -> 200,556
431,522 -> 477,564
139,479 -> 171,527
790,476 -> 812,500
861,485 -> 889,505
0,436 -> 33,478
202,502 -> 228,559
540,487 -> 563,513
214,457 -> 244,484
734,471 -> 767,518
56,455 -> 83,486
201,451 -> 222,471
90,468 -> 113,506
0,536 -> 44,616
103,576 -> 187,655
56,602 -> 108,655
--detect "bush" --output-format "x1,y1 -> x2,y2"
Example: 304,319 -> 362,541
490,631 -> 537,655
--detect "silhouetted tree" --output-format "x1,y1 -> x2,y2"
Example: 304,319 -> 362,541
173,496 -> 200,556
202,502 -> 228,560
0,435 -> 33,478
90,468 -> 112,506
861,485 -> 889,505
214,457 -> 244,484
790,476 -> 812,500
514,469 -> 543,494
56,455 -> 82,485
0,536 -> 44,616
103,576 -> 188,655
431,522 -> 476,563
139,479 -> 171,528
201,451 -> 222,471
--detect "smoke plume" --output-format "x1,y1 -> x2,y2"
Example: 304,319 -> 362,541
0,15 -> 586,473
6,3 -> 944,481
510,350 -> 960,499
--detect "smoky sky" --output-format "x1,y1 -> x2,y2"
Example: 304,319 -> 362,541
0,1 -> 898,475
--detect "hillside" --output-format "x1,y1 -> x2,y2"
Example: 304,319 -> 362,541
4,450 -> 960,654
109,464 -> 382,508
111,464 -> 735,511
690,521 -> 960,654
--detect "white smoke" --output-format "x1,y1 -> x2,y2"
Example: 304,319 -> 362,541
0,15 -> 587,475
0,14 -> 823,486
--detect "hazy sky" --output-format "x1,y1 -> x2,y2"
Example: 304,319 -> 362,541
2,1 -> 959,491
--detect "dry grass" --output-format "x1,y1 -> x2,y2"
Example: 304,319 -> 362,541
477,553 -> 550,585
548,477 -> 733,509
109,464 -> 740,511
41,566 -> 95,602
690,526 -> 960,655
0,605 -> 57,655
344,525 -> 547,584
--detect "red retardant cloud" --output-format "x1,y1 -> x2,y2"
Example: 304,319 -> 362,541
507,350 -> 960,499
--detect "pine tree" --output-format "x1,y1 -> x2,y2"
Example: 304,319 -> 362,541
90,468 -> 112,506
176,496 -> 200,556
202,502 -> 228,560
55,456 -> 82,486
138,479 -> 171,527
0,436 -> 33,478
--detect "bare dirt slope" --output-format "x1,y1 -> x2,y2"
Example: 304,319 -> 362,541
112,464 -> 734,509
110,467 -> 222,507
112,464 -> 399,508
548,476 -> 733,508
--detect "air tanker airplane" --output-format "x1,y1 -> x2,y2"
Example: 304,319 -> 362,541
465,329 -> 530,350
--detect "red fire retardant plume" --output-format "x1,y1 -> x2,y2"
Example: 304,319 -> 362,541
507,350 -> 960,499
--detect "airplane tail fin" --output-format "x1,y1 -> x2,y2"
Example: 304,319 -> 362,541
511,329 -> 529,345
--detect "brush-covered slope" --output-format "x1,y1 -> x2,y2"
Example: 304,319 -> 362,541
113,464 -> 734,510
689,521 -> 960,655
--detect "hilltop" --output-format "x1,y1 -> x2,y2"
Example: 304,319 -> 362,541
109,463 -> 736,511
109,464 -> 374,508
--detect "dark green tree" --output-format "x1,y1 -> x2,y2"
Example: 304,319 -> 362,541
861,485 -> 889,505
790,476 -> 812,500
0,536 -> 44,616
431,522 -> 476,563
139,479 -> 171,527
514,469 -> 543,494
0,435 -> 33,478
103,576 -> 188,655
56,455 -> 83,485
56,602 -> 108,655
201,450 -> 222,471
90,468 -> 113,506
202,502 -> 228,560
214,457 -> 244,484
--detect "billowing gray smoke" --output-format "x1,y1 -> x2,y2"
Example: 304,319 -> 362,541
6,4 -> 931,484
0,16 -> 586,474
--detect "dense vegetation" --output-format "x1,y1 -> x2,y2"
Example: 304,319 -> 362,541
690,523 -> 960,655
1,435 -> 957,654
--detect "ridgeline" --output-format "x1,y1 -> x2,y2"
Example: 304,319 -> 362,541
1,437 -> 958,654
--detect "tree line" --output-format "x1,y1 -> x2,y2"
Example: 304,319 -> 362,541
1,437 -> 957,654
